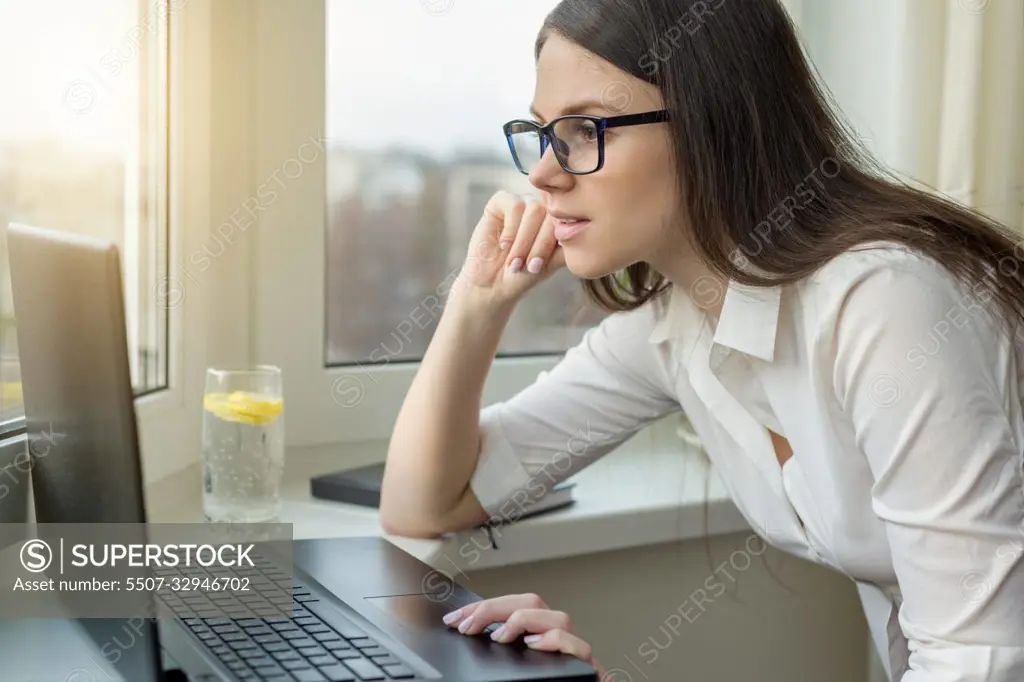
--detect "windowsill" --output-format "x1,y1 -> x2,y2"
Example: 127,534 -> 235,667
146,433 -> 751,573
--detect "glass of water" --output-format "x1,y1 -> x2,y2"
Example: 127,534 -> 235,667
202,366 -> 285,523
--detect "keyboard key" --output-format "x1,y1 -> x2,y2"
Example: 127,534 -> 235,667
221,633 -> 249,643
290,670 -> 327,682
245,626 -> 274,637
381,664 -> 415,679
237,619 -> 264,628
205,618 -> 234,627
348,638 -> 376,650
293,616 -> 319,626
251,663 -> 287,678
342,658 -> 385,680
296,645 -> 328,657
183,618 -> 203,627
288,637 -> 318,648
314,665 -> 356,682
306,654 -> 335,666
368,654 -> 398,666
225,660 -> 248,671
281,630 -> 309,641
213,625 -> 241,635
359,647 -> 387,658
245,655 -> 276,668
281,659 -> 312,671
253,634 -> 283,645
239,650 -> 269,660
304,624 -> 331,635
209,645 -> 231,656
255,608 -> 285,618
323,641 -> 352,652
271,622 -> 299,632
331,650 -> 363,661
263,642 -> 291,653
313,631 -> 342,643
229,640 -> 259,651
271,650 -> 301,662
237,670 -> 259,680
196,631 -> 219,642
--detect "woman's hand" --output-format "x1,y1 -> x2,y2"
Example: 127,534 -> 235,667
442,593 -> 606,677
456,190 -> 567,306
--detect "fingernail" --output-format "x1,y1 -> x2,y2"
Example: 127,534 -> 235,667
524,634 -> 542,644
527,257 -> 544,274
458,616 -> 474,634
442,609 -> 462,625
490,625 -> 506,641
499,240 -> 511,251
508,258 -> 523,274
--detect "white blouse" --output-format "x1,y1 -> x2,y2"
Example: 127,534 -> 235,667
469,241 -> 1024,681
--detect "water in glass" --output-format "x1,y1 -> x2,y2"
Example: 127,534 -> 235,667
202,367 -> 285,523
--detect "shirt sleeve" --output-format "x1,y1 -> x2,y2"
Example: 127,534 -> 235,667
827,251 -> 1024,681
470,300 -> 680,519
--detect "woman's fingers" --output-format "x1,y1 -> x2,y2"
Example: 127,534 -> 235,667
524,213 -> 560,275
489,608 -> 571,643
521,628 -> 595,667
443,594 -> 602,675
494,192 -> 526,253
506,201 -> 547,274
442,593 -> 548,635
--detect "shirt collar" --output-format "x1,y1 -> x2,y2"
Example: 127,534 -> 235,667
649,279 -> 782,363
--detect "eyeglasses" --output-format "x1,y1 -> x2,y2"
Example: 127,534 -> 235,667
502,110 -> 671,175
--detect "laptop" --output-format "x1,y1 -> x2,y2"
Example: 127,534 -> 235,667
6,222 -> 597,682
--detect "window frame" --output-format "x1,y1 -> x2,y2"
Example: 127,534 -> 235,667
0,0 -> 242,488
249,0 -> 573,448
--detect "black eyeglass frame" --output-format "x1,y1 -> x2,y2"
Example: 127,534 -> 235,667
502,109 -> 671,176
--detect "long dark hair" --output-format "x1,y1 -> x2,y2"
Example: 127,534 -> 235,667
538,0 -> 1024,598
539,0 -> 1024,332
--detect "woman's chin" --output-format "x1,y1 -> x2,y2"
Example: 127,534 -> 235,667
563,251 -> 624,281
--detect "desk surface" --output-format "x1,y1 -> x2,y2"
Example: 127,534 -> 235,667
0,430 -> 750,680
147,429 -> 750,573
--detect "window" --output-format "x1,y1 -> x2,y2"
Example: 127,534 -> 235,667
323,0 -> 606,367
250,1 -> 613,447
0,0 -> 170,431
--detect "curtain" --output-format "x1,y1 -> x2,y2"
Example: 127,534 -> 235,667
785,0 -> 1024,233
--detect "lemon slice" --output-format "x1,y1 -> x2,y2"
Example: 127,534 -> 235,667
203,391 -> 283,425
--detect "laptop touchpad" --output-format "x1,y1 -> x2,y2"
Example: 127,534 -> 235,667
365,593 -> 478,631
365,594 -> 596,681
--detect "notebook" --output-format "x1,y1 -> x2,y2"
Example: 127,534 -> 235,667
310,462 -> 576,520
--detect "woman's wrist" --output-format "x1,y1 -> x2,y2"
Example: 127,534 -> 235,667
445,275 -> 519,323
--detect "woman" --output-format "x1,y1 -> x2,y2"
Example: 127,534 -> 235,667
380,0 -> 1024,679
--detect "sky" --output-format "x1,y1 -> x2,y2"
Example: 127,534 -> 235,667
0,0 -> 559,158
0,0 -> 138,153
327,1 -> 557,157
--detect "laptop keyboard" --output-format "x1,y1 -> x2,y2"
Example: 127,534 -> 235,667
154,555 -> 418,681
